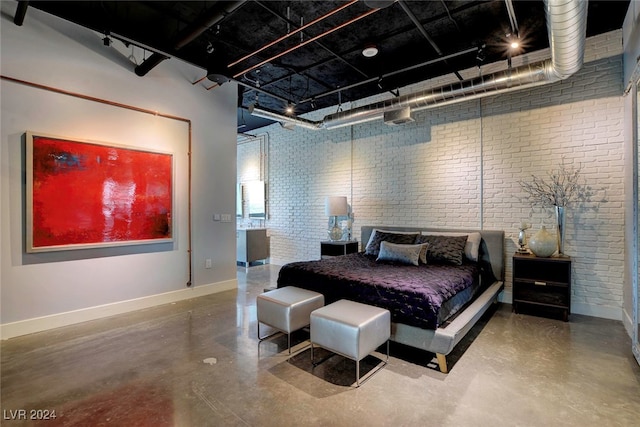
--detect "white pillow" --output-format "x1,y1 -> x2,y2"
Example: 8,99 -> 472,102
420,231 -> 482,262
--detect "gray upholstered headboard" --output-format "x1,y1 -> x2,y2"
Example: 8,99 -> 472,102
360,226 -> 505,283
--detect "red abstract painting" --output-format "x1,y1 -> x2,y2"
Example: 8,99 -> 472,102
27,132 -> 173,252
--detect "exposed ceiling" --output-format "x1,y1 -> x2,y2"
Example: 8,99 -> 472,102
14,1 -> 630,132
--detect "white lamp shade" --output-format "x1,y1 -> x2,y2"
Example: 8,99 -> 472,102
325,196 -> 348,216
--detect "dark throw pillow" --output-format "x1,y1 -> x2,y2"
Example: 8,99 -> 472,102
414,234 -> 468,265
364,230 -> 419,256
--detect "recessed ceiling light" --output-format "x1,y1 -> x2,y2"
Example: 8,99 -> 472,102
362,45 -> 378,58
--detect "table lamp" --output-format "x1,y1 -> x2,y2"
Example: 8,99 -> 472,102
325,196 -> 348,241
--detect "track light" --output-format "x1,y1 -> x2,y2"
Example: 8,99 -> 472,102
506,33 -> 520,50
285,103 -> 295,114
476,44 -> 486,63
247,93 -> 260,113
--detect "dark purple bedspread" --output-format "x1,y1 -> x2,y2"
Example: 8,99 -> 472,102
276,252 -> 480,330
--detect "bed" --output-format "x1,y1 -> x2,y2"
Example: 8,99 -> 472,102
276,226 -> 505,373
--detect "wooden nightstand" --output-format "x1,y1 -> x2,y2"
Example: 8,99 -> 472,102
320,240 -> 359,259
512,253 -> 572,321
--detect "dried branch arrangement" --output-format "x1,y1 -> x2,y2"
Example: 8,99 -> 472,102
518,159 -> 597,208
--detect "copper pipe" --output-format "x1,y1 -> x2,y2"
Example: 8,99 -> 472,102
192,75 -> 208,85
1,75 -> 195,287
186,122 -> 192,287
232,6 -> 381,79
227,0 -> 358,68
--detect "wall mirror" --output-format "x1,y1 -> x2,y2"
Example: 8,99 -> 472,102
237,133 -> 268,223
635,77 -> 640,365
245,180 -> 266,219
236,183 -> 243,218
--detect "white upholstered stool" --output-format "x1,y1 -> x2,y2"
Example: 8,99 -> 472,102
256,286 -> 324,354
310,299 -> 390,386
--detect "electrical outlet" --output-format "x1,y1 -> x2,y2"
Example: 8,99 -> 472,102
205,259 -> 212,269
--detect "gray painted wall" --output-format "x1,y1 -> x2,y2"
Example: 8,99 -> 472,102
1,3 -> 237,329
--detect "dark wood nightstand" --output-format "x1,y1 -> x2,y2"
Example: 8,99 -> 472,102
512,253 -> 572,321
320,240 -> 359,259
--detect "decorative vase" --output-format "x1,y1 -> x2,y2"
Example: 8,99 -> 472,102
517,227 -> 529,253
528,226 -> 556,257
555,205 -> 566,255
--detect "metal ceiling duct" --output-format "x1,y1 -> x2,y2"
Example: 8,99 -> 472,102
249,106 -> 322,131
250,0 -> 588,131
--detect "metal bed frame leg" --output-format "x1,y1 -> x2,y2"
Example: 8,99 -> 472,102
258,321 -> 291,354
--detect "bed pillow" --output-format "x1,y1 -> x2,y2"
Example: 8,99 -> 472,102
376,241 -> 426,266
364,229 -> 420,256
420,231 -> 482,262
415,234 -> 468,265
418,242 -> 429,265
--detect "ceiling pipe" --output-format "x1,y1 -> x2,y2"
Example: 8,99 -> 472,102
505,0 -> 520,37
135,0 -> 247,77
298,46 -> 478,105
14,1 -> 29,26
254,0 -> 372,80
399,0 -> 463,81
228,0 -> 359,68
233,6 -> 382,79
250,0 -> 587,130
399,1 -> 442,55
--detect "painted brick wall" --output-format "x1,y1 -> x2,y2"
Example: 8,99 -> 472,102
251,31 -> 625,320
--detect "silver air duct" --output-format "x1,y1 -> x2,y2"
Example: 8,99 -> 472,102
251,0 -> 587,130
250,106 -> 322,130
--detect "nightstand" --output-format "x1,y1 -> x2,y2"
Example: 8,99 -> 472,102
320,240 -> 359,258
512,253 -> 571,321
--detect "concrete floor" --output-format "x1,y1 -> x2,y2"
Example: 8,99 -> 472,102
2,264 -> 639,426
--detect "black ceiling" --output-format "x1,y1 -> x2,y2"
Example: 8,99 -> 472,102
16,1 -> 630,132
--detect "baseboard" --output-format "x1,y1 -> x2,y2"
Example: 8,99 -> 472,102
0,279 -> 237,340
498,290 -> 622,321
569,302 -> 622,321
621,307 -> 634,338
499,289 -> 513,304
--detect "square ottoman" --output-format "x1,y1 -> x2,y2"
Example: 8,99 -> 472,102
256,286 -> 324,354
310,299 -> 390,386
